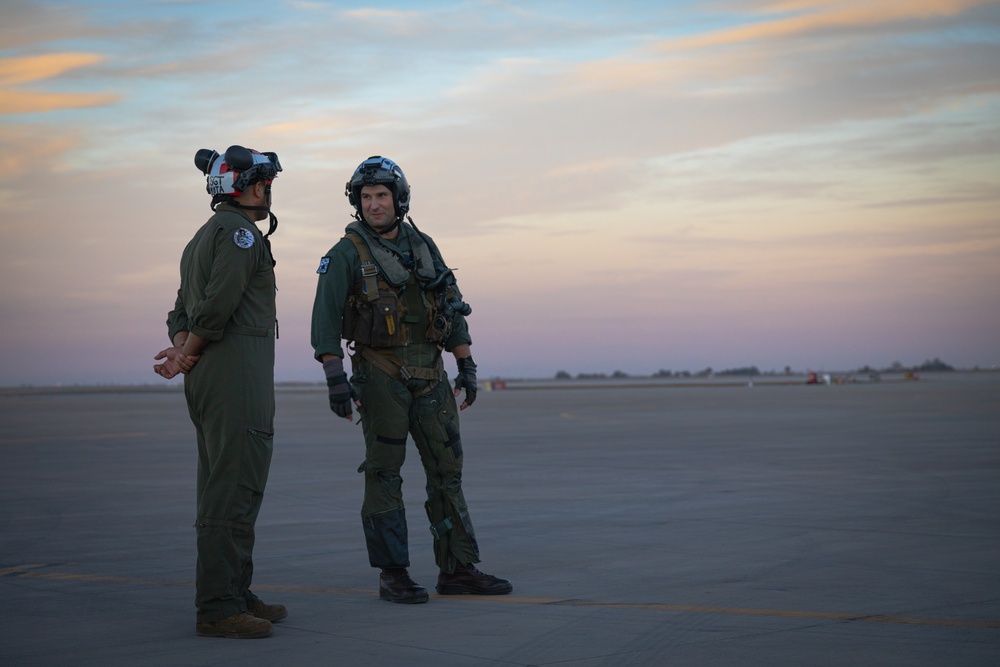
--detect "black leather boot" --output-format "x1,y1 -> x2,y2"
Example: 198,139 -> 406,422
436,563 -> 513,595
379,568 -> 429,604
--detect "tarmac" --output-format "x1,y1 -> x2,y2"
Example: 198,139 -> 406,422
1,372 -> 998,666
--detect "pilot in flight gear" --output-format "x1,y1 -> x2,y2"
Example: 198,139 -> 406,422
311,156 -> 512,603
156,145 -> 287,638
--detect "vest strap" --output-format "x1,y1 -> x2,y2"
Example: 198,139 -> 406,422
347,233 -> 382,302
355,345 -> 444,397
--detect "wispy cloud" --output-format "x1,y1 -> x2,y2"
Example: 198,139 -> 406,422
341,8 -> 425,21
0,124 -> 80,180
0,52 -> 118,114
0,89 -> 118,114
660,0 -> 996,50
0,52 -> 105,85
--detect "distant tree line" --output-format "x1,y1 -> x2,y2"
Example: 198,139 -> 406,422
857,358 -> 955,374
553,358 -> 956,380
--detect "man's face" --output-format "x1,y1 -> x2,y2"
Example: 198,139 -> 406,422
360,184 -> 396,232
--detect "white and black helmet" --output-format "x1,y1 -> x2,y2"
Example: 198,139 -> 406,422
194,145 -> 283,248
345,156 -> 410,221
194,145 -> 281,197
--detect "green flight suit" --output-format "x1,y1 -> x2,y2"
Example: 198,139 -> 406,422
166,203 -> 276,622
311,221 -> 479,574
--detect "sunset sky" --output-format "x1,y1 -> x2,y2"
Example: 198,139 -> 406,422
1,0 -> 999,387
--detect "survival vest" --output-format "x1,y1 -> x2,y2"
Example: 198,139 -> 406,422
341,221 -> 457,349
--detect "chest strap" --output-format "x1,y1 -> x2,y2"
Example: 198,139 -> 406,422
346,233 -> 381,302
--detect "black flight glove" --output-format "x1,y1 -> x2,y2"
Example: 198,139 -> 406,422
454,356 -> 478,408
323,357 -> 355,419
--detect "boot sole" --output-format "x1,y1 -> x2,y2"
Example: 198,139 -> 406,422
379,590 -> 429,604
196,625 -> 273,639
435,583 -> 513,595
252,610 -> 288,622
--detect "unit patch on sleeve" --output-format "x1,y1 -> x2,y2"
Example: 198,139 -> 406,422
233,228 -> 255,249
317,257 -> 331,274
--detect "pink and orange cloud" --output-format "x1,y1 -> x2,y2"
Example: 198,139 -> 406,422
0,52 -> 118,114
659,0 -> 995,51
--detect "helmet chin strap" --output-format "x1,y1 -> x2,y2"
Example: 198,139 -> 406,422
381,217 -> 402,236
357,209 -> 402,237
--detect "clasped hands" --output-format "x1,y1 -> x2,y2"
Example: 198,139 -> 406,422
153,346 -> 200,379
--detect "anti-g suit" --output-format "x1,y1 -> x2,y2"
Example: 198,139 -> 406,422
311,219 -> 480,574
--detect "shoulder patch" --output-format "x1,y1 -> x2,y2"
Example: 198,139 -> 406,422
233,228 -> 255,249
317,257 -> 331,274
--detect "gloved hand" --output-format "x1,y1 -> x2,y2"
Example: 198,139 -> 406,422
323,357 -> 355,419
454,356 -> 478,409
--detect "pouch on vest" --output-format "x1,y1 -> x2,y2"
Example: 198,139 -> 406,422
425,296 -> 452,344
371,295 -> 399,347
344,231 -> 445,348
344,292 -> 402,347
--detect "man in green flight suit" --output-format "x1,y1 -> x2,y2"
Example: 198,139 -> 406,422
154,145 -> 287,638
311,156 -> 512,603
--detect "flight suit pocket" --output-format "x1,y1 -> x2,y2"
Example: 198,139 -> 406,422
422,406 -> 462,462
440,411 -> 463,459
241,427 -> 274,493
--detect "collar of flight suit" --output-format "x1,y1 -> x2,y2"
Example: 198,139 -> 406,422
345,220 -> 437,288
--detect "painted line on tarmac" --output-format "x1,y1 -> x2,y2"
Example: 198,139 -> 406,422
0,564 -> 48,577
0,432 -> 149,445
534,599 -> 1000,630
13,569 -> 370,597
12,568 -> 999,630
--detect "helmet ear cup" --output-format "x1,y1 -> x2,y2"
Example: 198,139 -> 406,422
194,149 -> 219,174
346,180 -> 357,209
394,173 -> 410,215
224,145 -> 255,171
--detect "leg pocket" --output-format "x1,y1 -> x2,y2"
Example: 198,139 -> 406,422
429,394 -> 462,461
227,427 -> 272,526
240,427 -> 274,493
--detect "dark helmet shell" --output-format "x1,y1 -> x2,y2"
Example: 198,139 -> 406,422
345,155 -> 410,220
